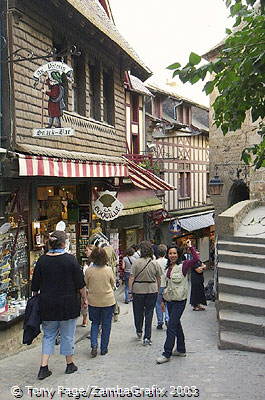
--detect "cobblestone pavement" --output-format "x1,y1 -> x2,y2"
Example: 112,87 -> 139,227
0,282 -> 264,400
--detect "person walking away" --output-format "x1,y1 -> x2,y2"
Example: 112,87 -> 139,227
122,247 -> 136,304
81,244 -> 94,327
190,260 -> 207,311
155,244 -> 169,329
156,240 -> 199,364
129,241 -> 162,346
84,247 -> 115,357
132,244 -> 141,259
31,231 -> 87,380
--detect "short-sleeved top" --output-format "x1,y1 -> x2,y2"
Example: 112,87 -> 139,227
123,255 -> 136,273
84,265 -> 115,307
131,257 -> 162,294
31,253 -> 85,321
156,257 -> 168,287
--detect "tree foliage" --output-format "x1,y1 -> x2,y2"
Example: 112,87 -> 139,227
167,0 -> 265,169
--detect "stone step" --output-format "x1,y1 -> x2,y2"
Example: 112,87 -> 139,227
219,310 -> 265,337
219,276 -> 265,299
219,235 -> 265,245
219,330 -> 265,353
218,249 -> 265,268
218,240 -> 265,255
218,262 -> 265,283
219,292 -> 265,316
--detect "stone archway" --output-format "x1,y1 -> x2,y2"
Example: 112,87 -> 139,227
228,180 -> 249,207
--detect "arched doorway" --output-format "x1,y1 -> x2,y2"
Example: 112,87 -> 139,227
228,180 -> 249,207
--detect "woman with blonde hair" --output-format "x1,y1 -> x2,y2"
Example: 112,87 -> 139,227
84,246 -> 115,357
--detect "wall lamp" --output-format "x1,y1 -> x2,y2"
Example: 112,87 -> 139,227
208,166 -> 224,196
208,163 -> 250,196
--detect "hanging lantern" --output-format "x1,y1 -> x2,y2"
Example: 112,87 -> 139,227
208,174 -> 224,195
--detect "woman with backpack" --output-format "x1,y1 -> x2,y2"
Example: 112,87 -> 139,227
156,240 -> 199,364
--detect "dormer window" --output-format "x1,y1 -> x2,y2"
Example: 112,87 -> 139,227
176,104 -> 191,125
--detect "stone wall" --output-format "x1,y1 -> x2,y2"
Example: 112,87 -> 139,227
0,321 -> 42,359
209,86 -> 265,217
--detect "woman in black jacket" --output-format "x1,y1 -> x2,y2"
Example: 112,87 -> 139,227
31,231 -> 87,380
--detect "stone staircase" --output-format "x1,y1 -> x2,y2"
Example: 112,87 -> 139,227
217,235 -> 265,353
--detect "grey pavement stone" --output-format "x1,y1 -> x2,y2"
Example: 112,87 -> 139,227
0,279 -> 264,400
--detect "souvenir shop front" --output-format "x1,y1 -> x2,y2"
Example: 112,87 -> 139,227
0,152 -> 127,356
0,150 -> 174,355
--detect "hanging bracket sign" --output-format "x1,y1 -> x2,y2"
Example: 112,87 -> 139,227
32,61 -> 74,133
93,191 -> 124,221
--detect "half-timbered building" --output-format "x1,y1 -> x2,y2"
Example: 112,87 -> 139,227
145,82 -> 215,262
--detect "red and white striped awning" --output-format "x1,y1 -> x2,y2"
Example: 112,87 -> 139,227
16,151 -> 175,191
122,157 -> 175,191
18,154 -> 128,178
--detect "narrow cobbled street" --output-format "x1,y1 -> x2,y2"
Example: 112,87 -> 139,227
0,279 -> 264,400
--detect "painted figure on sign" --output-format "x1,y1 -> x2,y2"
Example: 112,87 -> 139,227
43,71 -> 65,128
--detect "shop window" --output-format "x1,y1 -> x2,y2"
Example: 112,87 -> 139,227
176,104 -> 191,125
103,69 -> 114,126
72,54 -> 86,116
89,62 -> 101,121
179,172 -> 191,198
131,93 -> 139,123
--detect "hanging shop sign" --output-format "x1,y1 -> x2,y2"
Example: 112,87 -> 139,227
32,61 -> 74,132
169,219 -> 182,234
93,191 -> 124,221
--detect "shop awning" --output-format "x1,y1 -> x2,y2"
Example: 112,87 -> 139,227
16,146 -> 128,178
178,212 -> 215,232
117,188 -> 162,216
15,145 -> 176,190
123,157 -> 175,191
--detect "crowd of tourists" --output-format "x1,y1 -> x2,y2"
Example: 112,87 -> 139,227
30,231 -> 207,380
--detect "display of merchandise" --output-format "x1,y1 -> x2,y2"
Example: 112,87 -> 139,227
78,236 -> 89,265
0,226 -> 29,323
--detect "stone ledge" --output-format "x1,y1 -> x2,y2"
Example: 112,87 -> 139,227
218,199 -> 262,236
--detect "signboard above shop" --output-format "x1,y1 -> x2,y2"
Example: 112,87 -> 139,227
33,128 -> 74,137
93,191 -> 124,221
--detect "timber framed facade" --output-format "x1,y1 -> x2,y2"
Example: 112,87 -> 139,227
0,0 -> 151,157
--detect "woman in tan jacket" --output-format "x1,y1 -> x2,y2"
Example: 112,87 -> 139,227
84,247 -> 115,357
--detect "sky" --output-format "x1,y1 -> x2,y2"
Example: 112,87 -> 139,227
108,0 -> 232,106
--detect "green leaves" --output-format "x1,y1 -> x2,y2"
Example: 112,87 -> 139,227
166,0 -> 265,169
167,62 -> 181,70
189,52 -> 201,66
203,81 -> 215,95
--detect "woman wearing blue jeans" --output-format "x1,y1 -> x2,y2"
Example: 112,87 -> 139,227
31,231 -> 87,380
155,244 -> 169,329
122,247 -> 136,303
156,240 -> 199,364
84,246 -> 115,357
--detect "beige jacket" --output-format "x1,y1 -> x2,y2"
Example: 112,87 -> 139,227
84,265 -> 115,307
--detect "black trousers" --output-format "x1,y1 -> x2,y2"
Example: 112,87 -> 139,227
132,292 -> 157,340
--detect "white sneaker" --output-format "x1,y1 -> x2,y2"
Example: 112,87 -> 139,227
143,338 -> 152,346
172,350 -> 186,357
156,355 -> 170,364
